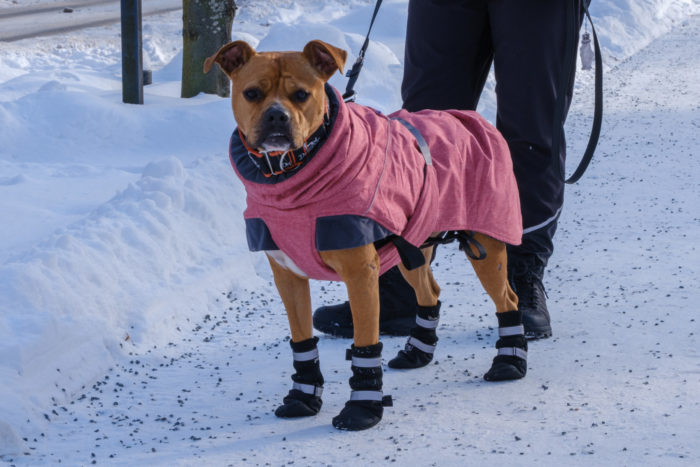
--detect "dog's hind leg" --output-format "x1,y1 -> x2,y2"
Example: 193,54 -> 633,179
465,233 -> 527,381
388,245 -> 442,369
320,244 -> 392,430
267,255 -> 324,418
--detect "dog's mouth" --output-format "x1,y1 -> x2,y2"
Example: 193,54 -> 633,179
258,133 -> 293,153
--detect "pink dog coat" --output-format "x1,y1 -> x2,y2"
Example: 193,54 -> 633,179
229,86 -> 522,281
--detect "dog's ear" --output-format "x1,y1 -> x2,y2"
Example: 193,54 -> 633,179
303,40 -> 347,80
204,41 -> 257,76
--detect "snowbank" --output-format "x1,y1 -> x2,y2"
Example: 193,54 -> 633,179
0,0 -> 698,456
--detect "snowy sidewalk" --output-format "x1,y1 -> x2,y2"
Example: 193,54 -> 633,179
3,9 -> 700,467
0,0 -> 181,42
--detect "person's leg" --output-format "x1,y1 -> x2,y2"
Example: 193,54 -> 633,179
313,0 -> 494,337
402,0 -> 492,112
488,0 -> 584,338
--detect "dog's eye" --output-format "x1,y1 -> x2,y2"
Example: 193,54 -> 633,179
243,88 -> 262,101
293,90 -> 310,102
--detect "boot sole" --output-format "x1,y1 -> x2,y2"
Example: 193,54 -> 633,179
524,329 -> 552,340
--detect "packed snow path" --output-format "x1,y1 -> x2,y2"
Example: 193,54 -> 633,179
4,15 -> 700,467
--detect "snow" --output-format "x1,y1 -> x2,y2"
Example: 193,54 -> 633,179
1,0 -> 699,463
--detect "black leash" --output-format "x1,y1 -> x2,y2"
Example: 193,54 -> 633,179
553,0 -> 603,184
343,0 -> 383,102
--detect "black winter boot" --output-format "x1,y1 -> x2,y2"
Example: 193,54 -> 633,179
508,255 -> 552,339
388,301 -> 440,369
275,337 -> 324,418
313,266 -> 417,338
332,342 -> 392,431
484,310 -> 528,381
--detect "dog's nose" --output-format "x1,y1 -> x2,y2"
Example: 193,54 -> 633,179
263,106 -> 290,129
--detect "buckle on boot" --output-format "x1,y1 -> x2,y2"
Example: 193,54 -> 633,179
382,395 -> 393,407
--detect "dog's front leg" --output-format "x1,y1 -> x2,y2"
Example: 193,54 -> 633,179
267,254 -> 324,418
320,245 -> 380,346
320,245 -> 391,431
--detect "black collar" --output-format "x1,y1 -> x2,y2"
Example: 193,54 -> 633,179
239,111 -> 331,178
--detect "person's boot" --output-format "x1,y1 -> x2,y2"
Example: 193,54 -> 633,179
388,301 -> 440,369
313,266 -> 417,337
508,255 -> 552,339
275,337 -> 324,418
484,310 -> 527,381
332,342 -> 392,431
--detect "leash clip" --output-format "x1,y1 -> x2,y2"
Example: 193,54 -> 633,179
262,151 -> 275,174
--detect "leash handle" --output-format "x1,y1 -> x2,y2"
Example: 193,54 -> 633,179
343,0 -> 383,102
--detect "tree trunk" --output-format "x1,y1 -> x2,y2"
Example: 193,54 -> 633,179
181,0 -> 237,98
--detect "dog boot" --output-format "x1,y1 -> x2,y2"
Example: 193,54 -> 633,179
388,302 -> 440,369
484,310 -> 528,381
332,342 -> 392,431
275,336 -> 324,418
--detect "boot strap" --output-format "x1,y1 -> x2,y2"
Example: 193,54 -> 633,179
293,348 -> 319,362
498,324 -> 524,337
292,382 -> 323,397
406,336 -> 436,354
350,390 -> 393,407
351,356 -> 383,368
416,315 -> 439,329
497,347 -> 527,360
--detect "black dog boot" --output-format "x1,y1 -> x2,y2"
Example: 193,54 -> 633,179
332,342 -> 392,431
484,310 -> 528,381
275,336 -> 324,418
388,301 -> 440,369
313,266 -> 417,337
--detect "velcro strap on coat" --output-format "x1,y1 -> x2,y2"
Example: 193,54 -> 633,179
351,356 -> 382,368
416,316 -> 439,329
350,390 -> 384,402
293,348 -> 319,362
293,382 -> 323,397
498,325 -> 524,337
497,347 -> 528,360
406,336 -> 436,354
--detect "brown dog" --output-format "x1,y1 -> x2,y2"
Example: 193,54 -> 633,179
205,40 -> 527,431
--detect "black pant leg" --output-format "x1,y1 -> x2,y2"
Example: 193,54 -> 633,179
488,0 -> 584,263
401,0 -> 492,112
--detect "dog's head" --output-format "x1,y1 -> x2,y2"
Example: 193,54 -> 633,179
205,40 -> 347,153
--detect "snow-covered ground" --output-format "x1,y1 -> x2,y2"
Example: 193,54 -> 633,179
1,0 -> 699,463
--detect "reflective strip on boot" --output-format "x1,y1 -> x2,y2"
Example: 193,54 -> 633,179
406,336 -> 436,354
416,315 -> 439,329
351,356 -> 383,368
293,348 -> 319,362
292,382 -> 323,397
497,347 -> 528,360
498,325 -> 525,337
350,390 -> 384,402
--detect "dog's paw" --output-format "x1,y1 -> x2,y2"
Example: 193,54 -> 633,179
331,400 -> 384,431
483,356 -> 527,382
274,391 -> 322,418
387,347 -> 433,369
